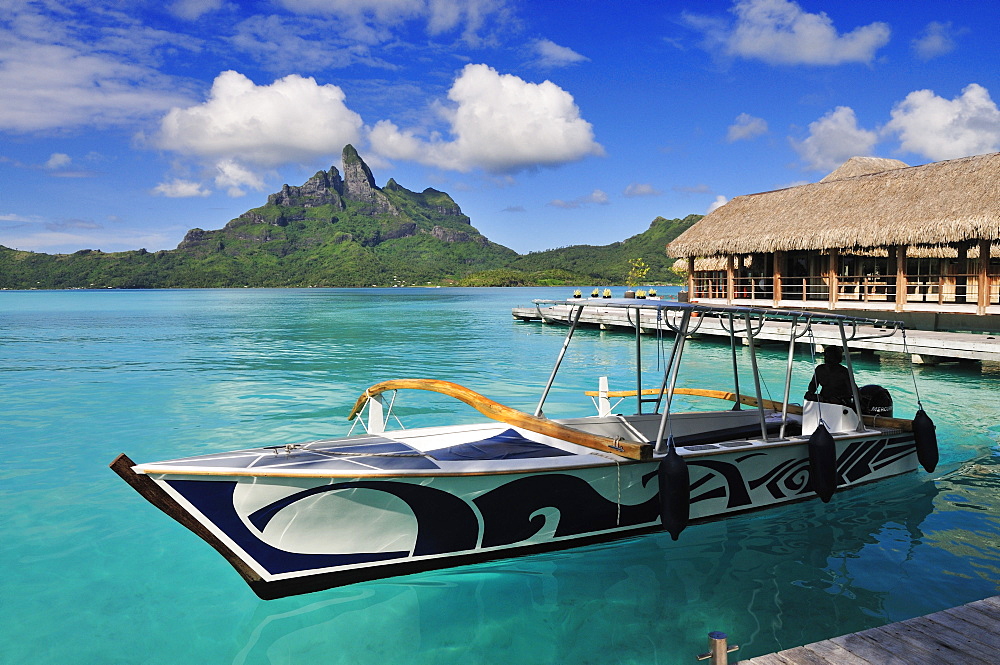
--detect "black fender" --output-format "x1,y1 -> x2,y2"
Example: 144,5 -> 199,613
808,424 -> 838,503
912,409 -> 938,473
658,445 -> 690,541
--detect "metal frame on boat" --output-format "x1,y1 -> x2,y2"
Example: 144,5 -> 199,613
111,299 -> 937,599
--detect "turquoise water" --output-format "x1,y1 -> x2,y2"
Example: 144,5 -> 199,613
2,287 -> 999,665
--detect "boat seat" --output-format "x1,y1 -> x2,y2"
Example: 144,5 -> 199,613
673,420 -> 783,447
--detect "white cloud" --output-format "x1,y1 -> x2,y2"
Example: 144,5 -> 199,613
674,184 -> 713,195
0,42 -> 192,133
154,71 -> 365,195
170,0 -> 224,20
624,183 -> 662,197
278,0 -> 508,43
152,179 -> 212,198
548,189 -> 608,209
707,195 -> 728,213
369,63 -> 604,173
791,106 -> 877,171
45,153 -> 72,169
884,84 -> 1000,161
0,5 -> 195,132
694,0 -> 890,65
912,21 -> 958,61
726,113 -> 768,142
533,39 -> 588,68
157,71 -> 364,167
215,160 -> 266,197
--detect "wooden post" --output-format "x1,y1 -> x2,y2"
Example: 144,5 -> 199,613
979,239 -> 991,315
688,257 -> 695,299
828,249 -> 839,310
895,245 -> 907,312
726,255 -> 735,304
773,251 -> 784,305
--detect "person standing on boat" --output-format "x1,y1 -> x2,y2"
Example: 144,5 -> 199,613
805,346 -> 856,406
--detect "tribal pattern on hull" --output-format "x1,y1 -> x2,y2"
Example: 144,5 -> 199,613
164,436 -> 916,578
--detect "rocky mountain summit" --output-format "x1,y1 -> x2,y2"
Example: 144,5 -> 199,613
180,145 -> 479,251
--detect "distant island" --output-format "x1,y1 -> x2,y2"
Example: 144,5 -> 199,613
0,145 -> 700,289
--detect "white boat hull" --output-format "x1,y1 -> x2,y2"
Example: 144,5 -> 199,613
113,426 -> 917,599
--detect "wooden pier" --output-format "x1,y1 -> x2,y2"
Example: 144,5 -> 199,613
736,595 -> 1000,664
512,304 -> 1000,364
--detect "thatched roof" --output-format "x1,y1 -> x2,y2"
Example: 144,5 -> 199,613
819,156 -> 908,182
668,152 -> 1000,258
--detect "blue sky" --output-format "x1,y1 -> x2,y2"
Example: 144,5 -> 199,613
2,0 -> 999,255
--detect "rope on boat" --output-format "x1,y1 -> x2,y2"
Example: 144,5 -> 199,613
901,329 -> 925,411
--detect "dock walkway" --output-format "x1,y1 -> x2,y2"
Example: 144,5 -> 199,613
511,304 -> 1000,364
736,595 -> 1000,664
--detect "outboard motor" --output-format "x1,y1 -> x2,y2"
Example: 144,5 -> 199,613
859,384 -> 893,418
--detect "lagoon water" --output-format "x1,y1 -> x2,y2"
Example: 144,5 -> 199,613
2,287 -> 1000,664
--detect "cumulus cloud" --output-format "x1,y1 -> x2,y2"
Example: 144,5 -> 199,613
154,71 -> 364,196
45,153 -> 72,169
690,0 -> 890,65
726,113 -> 768,142
624,183 -> 662,197
548,189 -> 609,209
791,106 -> 877,171
152,179 -> 212,198
533,39 -> 589,68
912,21 -> 959,61
157,71 -> 363,166
369,63 -> 604,173
884,84 -> 1000,161
707,195 -> 728,213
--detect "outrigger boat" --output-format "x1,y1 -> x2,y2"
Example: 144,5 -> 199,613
111,300 -> 938,600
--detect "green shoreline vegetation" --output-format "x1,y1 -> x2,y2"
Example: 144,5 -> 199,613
0,146 -> 699,290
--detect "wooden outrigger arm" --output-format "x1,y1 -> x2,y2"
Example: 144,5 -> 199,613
349,379 -> 653,461
584,387 -> 915,432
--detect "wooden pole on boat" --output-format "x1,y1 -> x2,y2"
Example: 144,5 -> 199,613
349,378 -> 652,461
534,304 -> 584,418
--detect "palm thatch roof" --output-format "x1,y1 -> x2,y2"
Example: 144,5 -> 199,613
668,152 -> 1000,258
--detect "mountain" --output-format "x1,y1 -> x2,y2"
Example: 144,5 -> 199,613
0,146 -> 700,289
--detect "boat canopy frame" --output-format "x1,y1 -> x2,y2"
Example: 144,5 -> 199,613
531,299 -> 906,451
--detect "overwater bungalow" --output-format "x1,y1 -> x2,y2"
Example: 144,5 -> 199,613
668,153 -> 1000,332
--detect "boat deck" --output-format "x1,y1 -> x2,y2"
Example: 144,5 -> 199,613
737,595 -> 1000,664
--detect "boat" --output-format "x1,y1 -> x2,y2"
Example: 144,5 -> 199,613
110,300 -> 938,600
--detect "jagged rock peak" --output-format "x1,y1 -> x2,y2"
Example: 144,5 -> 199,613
341,145 -> 398,216
267,167 -> 344,210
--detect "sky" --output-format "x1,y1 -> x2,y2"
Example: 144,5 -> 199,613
2,0 -> 999,256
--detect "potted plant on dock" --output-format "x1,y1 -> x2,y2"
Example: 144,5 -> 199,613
572,289 -> 582,299
635,289 -> 647,299
590,288 -> 600,298
602,289 -> 612,298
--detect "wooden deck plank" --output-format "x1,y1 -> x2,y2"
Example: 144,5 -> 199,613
925,608 -> 1000,647
798,640 -> 874,665
874,618 -> 995,664
737,596 -> 1000,665
832,629 -> 940,665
